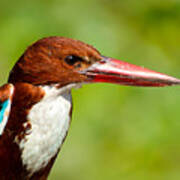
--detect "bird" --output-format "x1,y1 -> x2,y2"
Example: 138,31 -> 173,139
0,36 -> 180,180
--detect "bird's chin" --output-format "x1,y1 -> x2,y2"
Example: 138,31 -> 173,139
79,57 -> 180,87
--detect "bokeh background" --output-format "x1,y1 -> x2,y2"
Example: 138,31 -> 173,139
0,0 -> 180,179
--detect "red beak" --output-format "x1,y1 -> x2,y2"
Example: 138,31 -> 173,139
82,57 -> 180,87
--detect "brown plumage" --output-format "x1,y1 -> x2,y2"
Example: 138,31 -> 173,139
0,37 -> 103,180
8,37 -> 102,86
0,36 -> 180,180
0,83 -> 45,179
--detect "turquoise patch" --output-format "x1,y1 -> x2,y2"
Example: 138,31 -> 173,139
0,100 -> 9,123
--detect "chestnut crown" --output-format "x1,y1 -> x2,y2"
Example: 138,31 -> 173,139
8,37 -> 102,86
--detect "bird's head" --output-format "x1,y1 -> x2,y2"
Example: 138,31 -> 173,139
8,36 -> 180,87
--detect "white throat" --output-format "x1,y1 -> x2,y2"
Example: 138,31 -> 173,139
17,84 -> 78,176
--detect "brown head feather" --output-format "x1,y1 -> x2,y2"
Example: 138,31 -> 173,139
8,36 -> 102,86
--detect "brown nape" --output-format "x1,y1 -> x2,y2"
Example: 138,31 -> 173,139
8,36 -> 102,86
0,83 -> 45,179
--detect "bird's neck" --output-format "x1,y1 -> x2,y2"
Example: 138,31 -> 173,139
0,83 -> 74,179
20,84 -> 73,178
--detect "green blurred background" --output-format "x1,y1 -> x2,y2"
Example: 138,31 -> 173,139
0,0 -> 180,179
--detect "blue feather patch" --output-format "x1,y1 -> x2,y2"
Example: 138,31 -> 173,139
0,100 -> 9,123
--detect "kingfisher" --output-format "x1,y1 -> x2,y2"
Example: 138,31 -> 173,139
0,37 -> 180,180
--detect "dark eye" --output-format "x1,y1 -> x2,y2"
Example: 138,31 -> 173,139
64,55 -> 83,67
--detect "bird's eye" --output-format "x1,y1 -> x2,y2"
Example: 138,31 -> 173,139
64,55 -> 83,67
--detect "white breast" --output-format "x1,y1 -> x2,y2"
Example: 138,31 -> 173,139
17,85 -> 73,176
